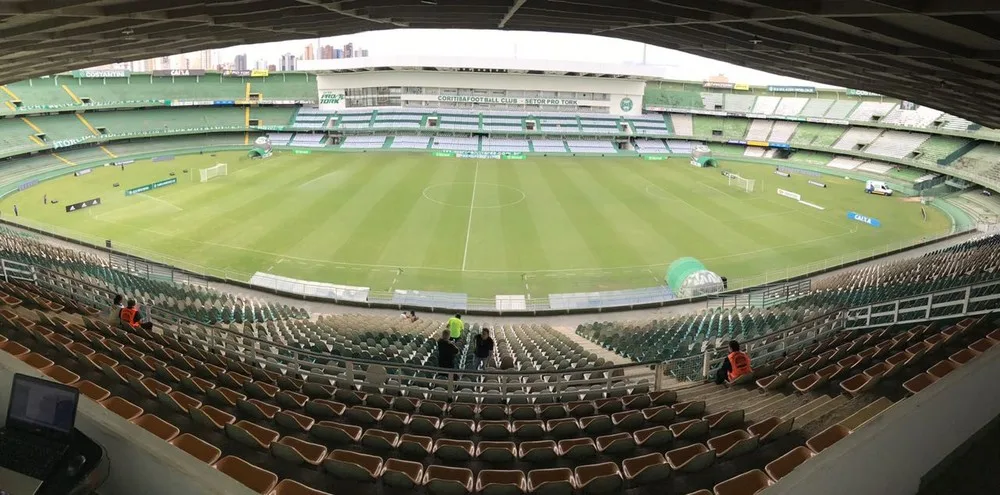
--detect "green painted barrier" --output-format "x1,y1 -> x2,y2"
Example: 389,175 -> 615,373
125,177 -> 177,196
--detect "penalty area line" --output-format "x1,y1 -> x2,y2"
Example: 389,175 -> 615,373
139,193 -> 183,212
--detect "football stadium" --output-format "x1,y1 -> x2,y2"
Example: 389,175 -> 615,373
0,4 -> 998,495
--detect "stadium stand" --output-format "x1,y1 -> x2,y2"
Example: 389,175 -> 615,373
767,121 -> 798,143
751,96 -> 781,115
773,97 -> 809,116
700,92 -> 724,110
935,114 -> 975,132
788,123 -> 845,148
290,133 -> 326,147
431,136 -> 478,151
666,140 -> 699,154
825,157 -> 864,170
823,100 -> 859,120
863,131 -> 930,159
669,114 -> 694,137
799,99 -> 835,118
4,219 -> 998,495
531,139 -> 568,153
481,138 -> 530,152
849,102 -> 898,122
267,133 -> 294,146
723,94 -> 756,113
565,139 -> 617,154
340,136 -> 387,150
833,127 -> 884,151
914,136 -> 971,165
390,136 -> 431,150
745,120 -> 773,141
880,105 -> 944,129
633,139 -> 668,153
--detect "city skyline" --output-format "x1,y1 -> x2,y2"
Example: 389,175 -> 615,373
89,29 -> 832,87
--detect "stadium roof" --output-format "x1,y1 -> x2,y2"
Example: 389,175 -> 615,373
5,0 -> 1000,126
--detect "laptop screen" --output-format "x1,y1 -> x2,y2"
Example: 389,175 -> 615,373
6,374 -> 78,435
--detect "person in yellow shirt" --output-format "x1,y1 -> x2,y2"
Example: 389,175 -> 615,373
447,314 -> 464,341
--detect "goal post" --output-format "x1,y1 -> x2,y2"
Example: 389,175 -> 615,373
199,163 -> 228,183
727,173 -> 756,193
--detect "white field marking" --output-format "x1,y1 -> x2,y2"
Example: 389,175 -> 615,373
139,193 -> 183,212
461,160 -> 479,271
298,169 -> 344,189
81,213 -> 858,276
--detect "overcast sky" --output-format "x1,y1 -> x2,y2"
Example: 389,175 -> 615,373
211,29 -> 837,87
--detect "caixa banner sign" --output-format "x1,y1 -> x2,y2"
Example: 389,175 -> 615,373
848,212 -> 881,227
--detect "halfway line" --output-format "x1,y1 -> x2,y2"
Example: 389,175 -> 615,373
461,161 -> 479,271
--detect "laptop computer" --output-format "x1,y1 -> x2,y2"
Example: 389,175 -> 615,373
0,373 -> 79,495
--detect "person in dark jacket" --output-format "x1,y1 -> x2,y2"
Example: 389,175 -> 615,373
472,328 -> 494,370
437,329 -> 458,369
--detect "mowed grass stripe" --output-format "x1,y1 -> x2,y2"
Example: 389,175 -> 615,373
512,160 -> 601,270
0,151 -> 953,296
537,161 -> 647,268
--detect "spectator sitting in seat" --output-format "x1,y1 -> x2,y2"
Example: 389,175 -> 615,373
401,310 -> 419,322
119,299 -> 141,329
715,340 -> 753,385
119,299 -> 154,331
108,294 -> 123,325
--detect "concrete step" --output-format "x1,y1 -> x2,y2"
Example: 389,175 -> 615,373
746,394 -> 800,422
795,395 -> 850,427
705,389 -> 761,411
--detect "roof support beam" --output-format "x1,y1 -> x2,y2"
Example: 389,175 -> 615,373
499,0 -> 527,28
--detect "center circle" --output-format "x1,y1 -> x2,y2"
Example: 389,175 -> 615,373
422,182 -> 526,209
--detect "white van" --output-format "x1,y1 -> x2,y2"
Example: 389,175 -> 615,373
865,180 -> 893,196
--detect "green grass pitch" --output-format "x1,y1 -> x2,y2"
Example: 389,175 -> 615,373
0,151 -> 952,298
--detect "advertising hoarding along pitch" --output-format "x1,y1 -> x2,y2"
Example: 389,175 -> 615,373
65,198 -> 101,212
152,69 -> 205,76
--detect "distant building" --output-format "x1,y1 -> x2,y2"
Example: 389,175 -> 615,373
344,43 -> 353,58
360,49 -> 369,57
304,44 -> 315,60
267,64 -> 277,72
280,53 -> 296,71
320,45 -> 335,59
255,59 -> 268,70
334,48 -> 344,59
234,54 -> 248,71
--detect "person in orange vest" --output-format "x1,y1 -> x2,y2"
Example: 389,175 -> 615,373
119,299 -> 141,329
715,340 -> 753,385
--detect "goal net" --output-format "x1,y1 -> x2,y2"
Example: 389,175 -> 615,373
727,173 -> 756,193
199,163 -> 227,183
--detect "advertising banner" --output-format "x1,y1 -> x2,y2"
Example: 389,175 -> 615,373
846,89 -> 881,97
111,159 -> 135,167
847,212 -> 881,227
125,178 -> 177,196
250,69 -> 270,77
65,198 -> 101,212
777,189 -> 801,201
151,155 -> 175,163
293,150 -> 312,155
702,81 -> 734,89
767,85 -> 816,93
746,140 -> 769,147
733,83 -> 750,91
223,70 -> 251,77
644,156 -> 669,160
18,180 -> 38,192
152,69 -> 205,77
74,168 -> 92,177
808,180 -> 827,188
72,69 -> 129,78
